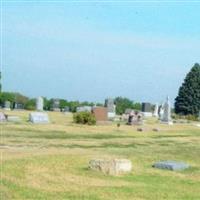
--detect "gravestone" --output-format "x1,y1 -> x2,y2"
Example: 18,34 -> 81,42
4,101 -> 11,111
0,112 -> 6,122
51,99 -> 60,111
153,103 -> 159,117
92,107 -> 108,121
153,161 -> 189,171
64,106 -> 69,112
89,159 -> 132,176
158,104 -> 164,119
76,106 -> 92,112
142,102 -> 152,117
142,102 -> 151,112
105,98 -> 116,119
36,96 -> 43,111
13,102 -> 24,110
161,96 -> 173,125
29,112 -> 49,124
128,111 -> 143,125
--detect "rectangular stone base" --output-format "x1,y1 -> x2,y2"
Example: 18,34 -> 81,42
160,121 -> 173,125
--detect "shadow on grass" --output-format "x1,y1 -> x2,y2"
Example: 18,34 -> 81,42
47,142 -> 147,149
3,132 -> 135,140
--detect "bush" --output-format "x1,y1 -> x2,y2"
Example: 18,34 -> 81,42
73,112 -> 96,125
172,113 -> 198,121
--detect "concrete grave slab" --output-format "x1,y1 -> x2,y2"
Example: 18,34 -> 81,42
29,112 -> 49,124
153,160 -> 189,171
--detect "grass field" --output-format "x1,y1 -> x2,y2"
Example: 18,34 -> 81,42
1,110 -> 200,200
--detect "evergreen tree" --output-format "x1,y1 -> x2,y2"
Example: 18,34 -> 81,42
0,72 -> 2,93
175,63 -> 200,115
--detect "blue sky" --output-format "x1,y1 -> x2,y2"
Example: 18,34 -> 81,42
1,1 -> 200,104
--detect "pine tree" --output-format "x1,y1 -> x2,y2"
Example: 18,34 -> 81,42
0,72 -> 1,93
175,63 -> 200,115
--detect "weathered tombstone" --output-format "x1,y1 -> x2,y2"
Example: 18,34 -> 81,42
36,96 -> 44,111
51,99 -> 60,111
153,103 -> 159,117
0,112 -> 6,122
4,101 -> 11,111
29,112 -> 49,124
64,106 -> 69,112
128,111 -> 143,125
92,107 -> 108,122
105,98 -> 116,119
161,96 -> 173,125
142,102 -> 152,117
158,104 -> 164,120
153,161 -> 189,171
76,106 -> 92,112
89,159 -> 132,176
13,102 -> 24,110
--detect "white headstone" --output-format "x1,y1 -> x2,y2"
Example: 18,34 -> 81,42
161,96 -> 173,125
4,101 -> 11,111
105,98 -> 116,119
159,103 -> 164,120
36,97 -> 43,111
0,112 -> 6,122
29,112 -> 49,124
153,103 -> 159,117
76,106 -> 92,112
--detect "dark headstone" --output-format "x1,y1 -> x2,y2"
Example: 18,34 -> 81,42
142,102 -> 151,112
13,102 -> 24,110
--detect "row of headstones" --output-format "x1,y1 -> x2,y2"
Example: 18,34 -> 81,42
36,97 -> 61,111
126,96 -> 173,125
0,98 -> 61,111
76,98 -> 116,120
37,97 -> 116,115
0,111 -> 49,124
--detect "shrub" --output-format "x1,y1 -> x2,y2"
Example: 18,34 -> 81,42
73,112 -> 96,125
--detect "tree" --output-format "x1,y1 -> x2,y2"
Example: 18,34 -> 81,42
68,101 -> 80,112
175,63 -> 200,115
0,72 -> 2,93
24,98 -> 36,110
13,93 -> 29,104
59,99 -> 68,109
0,92 -> 15,106
114,97 -> 141,115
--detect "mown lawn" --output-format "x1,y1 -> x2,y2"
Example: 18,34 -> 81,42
1,110 -> 200,200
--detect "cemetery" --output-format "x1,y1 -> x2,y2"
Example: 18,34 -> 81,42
0,90 -> 200,199
0,64 -> 200,199
1,2 -> 200,199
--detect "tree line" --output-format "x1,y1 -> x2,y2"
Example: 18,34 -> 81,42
0,63 -> 199,115
0,91 -> 142,114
